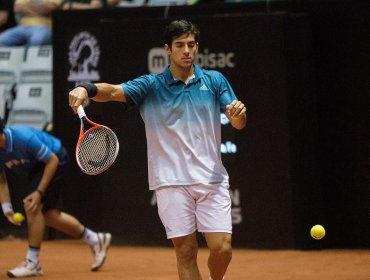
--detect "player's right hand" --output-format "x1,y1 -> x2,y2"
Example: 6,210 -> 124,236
69,86 -> 88,114
5,211 -> 21,226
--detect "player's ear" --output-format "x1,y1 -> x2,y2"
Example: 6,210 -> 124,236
164,44 -> 171,55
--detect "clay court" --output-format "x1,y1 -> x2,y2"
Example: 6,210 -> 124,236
1,239 -> 369,279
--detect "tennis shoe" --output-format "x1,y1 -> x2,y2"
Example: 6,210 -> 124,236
7,259 -> 43,278
90,232 -> 112,271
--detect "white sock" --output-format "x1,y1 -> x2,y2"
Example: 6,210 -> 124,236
209,277 -> 225,280
26,247 -> 40,264
82,227 -> 99,245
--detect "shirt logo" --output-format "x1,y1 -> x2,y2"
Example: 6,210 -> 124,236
5,159 -> 30,169
199,84 -> 208,91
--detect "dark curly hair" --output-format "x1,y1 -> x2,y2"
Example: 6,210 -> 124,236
164,19 -> 200,49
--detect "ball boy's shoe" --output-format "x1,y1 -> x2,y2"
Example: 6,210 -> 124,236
90,232 -> 112,271
7,259 -> 43,278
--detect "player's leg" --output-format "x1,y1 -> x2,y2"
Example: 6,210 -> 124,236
203,232 -> 232,280
172,232 -> 202,280
44,209 -> 84,237
44,208 -> 112,271
155,186 -> 201,280
25,201 -> 45,250
37,159 -> 84,238
195,183 -> 232,280
41,154 -> 111,272
7,196 -> 45,277
44,209 -> 112,272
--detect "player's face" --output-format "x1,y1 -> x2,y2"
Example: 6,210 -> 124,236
166,34 -> 198,69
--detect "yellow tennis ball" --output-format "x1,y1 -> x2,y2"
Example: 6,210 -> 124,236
310,224 -> 325,240
13,212 -> 24,223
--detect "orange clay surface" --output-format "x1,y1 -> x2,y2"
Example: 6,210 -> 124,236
1,239 -> 370,279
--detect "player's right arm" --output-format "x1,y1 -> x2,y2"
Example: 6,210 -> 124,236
0,171 -> 11,208
0,171 -> 16,224
69,83 -> 126,114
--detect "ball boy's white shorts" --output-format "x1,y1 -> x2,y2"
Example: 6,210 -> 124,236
155,183 -> 232,239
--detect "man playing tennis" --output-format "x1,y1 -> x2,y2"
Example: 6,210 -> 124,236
69,19 -> 247,280
0,119 -> 111,278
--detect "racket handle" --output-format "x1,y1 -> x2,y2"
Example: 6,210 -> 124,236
77,105 -> 86,119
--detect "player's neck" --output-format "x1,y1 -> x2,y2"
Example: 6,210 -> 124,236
170,65 -> 194,84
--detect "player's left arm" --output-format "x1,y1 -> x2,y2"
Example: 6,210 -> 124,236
216,71 -> 247,130
23,152 -> 59,213
0,171 -> 11,205
225,100 -> 247,130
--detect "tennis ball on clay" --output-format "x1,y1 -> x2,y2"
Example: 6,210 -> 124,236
13,212 -> 24,223
310,224 -> 325,240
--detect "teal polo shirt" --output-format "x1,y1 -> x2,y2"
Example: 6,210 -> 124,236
122,64 -> 238,190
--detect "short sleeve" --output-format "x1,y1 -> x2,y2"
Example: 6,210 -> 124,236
215,72 -> 237,113
122,74 -> 154,107
27,135 -> 51,163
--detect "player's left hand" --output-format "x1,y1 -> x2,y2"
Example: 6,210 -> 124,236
226,100 -> 246,120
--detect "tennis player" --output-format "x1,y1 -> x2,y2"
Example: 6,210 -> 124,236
69,19 -> 247,280
0,119 -> 111,278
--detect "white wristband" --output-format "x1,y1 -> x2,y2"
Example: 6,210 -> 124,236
1,202 -> 13,214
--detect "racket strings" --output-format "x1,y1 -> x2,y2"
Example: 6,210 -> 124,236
77,127 -> 119,175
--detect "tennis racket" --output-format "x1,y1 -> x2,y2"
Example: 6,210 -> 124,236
75,105 -> 119,175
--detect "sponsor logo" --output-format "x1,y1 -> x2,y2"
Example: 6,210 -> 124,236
5,159 -> 30,169
230,189 -> 242,224
147,48 -> 236,73
221,141 -> 237,154
148,48 -> 168,74
199,84 -> 208,91
220,113 -> 238,155
67,32 -> 100,83
195,49 -> 235,69
220,113 -> 230,125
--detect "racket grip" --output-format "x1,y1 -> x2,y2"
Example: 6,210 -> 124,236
77,105 -> 86,119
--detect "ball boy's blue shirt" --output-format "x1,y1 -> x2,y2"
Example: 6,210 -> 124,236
0,126 -> 62,175
122,64 -> 238,190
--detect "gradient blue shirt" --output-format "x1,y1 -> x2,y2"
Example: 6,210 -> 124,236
122,65 -> 237,190
0,126 -> 62,175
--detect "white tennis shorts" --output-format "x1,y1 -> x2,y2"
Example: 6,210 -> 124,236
155,183 -> 232,239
